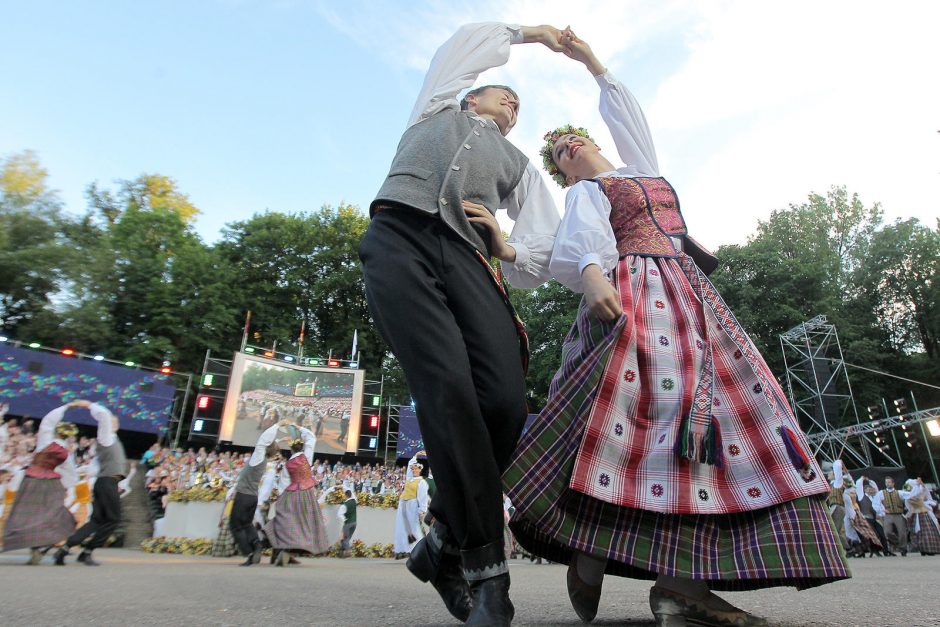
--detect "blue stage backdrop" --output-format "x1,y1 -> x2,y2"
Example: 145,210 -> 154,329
397,407 -> 538,459
0,344 -> 175,435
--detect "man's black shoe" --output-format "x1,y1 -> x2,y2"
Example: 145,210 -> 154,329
53,548 -> 69,566
407,527 -> 472,622
77,551 -> 100,566
466,573 -> 513,626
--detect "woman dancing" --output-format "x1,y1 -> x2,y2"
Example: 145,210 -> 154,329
2,402 -> 80,564
262,425 -> 329,566
504,29 -> 849,626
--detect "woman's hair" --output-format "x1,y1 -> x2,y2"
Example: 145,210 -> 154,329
540,124 -> 596,188
289,438 -> 304,453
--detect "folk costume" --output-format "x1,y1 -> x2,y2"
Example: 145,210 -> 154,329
900,480 -> 940,555
843,483 -> 883,556
229,422 -> 280,564
504,69 -> 850,614
359,21 -> 559,619
877,483 -> 909,555
56,403 -> 127,566
394,459 -> 429,556
262,427 -> 329,565
2,405 -> 78,562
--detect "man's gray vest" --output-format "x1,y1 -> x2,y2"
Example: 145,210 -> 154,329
97,438 -> 127,478
859,494 -> 876,519
235,460 -> 266,497
371,109 -> 529,254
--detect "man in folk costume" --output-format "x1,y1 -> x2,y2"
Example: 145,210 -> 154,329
337,488 -> 357,558
2,402 -> 80,564
855,476 -> 892,556
359,21 -> 564,624
394,458 -> 429,559
227,419 -> 286,566
826,460 -> 850,549
55,401 -> 126,566
878,476 -> 909,555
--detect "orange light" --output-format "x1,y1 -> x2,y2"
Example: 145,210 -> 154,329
328,359 -> 339,367
160,367 -> 172,374
61,348 -> 75,356
197,395 -> 210,410
263,351 -> 274,358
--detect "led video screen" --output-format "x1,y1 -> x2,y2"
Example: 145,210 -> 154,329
220,352 -> 364,454
0,344 -> 175,435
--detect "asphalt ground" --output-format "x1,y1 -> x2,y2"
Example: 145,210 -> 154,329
0,549 -> 937,626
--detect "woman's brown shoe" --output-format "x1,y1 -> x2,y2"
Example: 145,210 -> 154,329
649,586 -> 768,627
567,559 -> 603,622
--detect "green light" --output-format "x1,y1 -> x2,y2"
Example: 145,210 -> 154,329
372,396 -> 380,407
203,374 -> 214,386
124,361 -> 136,367
244,347 -> 255,353
29,342 -> 41,348
310,359 -> 320,365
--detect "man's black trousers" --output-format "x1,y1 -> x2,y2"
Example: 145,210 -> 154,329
359,208 -> 527,572
229,491 -> 259,556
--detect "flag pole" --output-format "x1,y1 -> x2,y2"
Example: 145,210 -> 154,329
240,310 -> 251,351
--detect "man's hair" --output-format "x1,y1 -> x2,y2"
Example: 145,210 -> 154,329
344,489 -> 352,497
460,84 -> 519,111
265,442 -> 280,458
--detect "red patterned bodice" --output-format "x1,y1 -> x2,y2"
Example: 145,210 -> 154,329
285,454 -> 315,492
25,442 -> 69,479
596,176 -> 686,258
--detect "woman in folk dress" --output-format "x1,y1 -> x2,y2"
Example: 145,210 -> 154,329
504,29 -> 849,627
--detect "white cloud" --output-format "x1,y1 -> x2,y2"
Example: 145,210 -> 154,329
317,0 -> 940,245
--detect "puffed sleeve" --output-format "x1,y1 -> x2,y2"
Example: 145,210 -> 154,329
500,162 -> 561,288
548,180 -> 619,292
596,71 -> 659,176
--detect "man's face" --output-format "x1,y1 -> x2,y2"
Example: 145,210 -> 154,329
886,477 -> 895,489
466,87 -> 519,135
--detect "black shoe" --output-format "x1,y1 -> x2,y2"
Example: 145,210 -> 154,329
407,527 -> 472,622
567,559 -> 602,623
77,551 -> 100,566
270,550 -> 281,565
53,548 -> 69,566
466,573 -> 514,626
240,556 -> 255,566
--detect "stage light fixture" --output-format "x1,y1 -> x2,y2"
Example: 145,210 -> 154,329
263,351 -> 274,358
907,441 -> 913,448
0,336 -> 7,342
348,361 -> 359,368
93,355 -> 104,361
160,366 -> 172,374
310,359 -> 320,366
203,374 -> 215,386
28,342 -> 41,348
370,415 -> 379,429
197,395 -> 210,410
61,348 -> 75,356
124,361 -> 136,367
371,395 -> 380,407
283,356 -> 294,362
368,437 -> 377,449
928,420 -> 940,437
328,359 -> 339,367
193,419 -> 204,432
244,347 -> 255,353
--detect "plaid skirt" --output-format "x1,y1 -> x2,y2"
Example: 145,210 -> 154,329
263,487 -> 329,555
2,477 -> 75,552
211,501 -> 237,557
911,513 -> 940,554
504,255 -> 849,589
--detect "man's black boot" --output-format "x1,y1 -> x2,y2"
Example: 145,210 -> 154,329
407,523 -> 472,622
466,573 -> 513,626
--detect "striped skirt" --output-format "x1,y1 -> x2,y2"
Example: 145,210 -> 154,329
2,477 -> 75,552
504,254 -> 850,590
263,487 -> 329,555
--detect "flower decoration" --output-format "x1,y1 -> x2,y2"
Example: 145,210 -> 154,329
728,444 -> 741,456
540,124 -> 596,188
55,421 -> 79,438
659,335 -> 670,347
661,378 -> 675,391
747,487 -> 762,498
614,423 -> 624,436
598,473 -> 611,487
623,369 -> 637,383
698,488 -> 709,501
651,484 -> 664,497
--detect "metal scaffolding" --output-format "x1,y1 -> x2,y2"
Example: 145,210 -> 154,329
779,315 -> 894,467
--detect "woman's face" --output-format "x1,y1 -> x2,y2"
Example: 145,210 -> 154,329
550,134 -> 600,186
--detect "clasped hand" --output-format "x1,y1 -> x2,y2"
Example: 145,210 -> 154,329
463,201 -> 515,262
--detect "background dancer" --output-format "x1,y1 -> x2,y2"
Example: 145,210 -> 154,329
228,419 -> 285,566
337,489 -> 357,558
878,476 -> 909,556
263,425 -> 328,566
394,458 -> 429,559
504,29 -> 849,626
55,401 -> 127,567
2,402 -> 79,564
359,21 -> 564,625
901,478 -> 940,556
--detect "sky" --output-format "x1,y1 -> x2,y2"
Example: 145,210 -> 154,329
2,0 -> 938,250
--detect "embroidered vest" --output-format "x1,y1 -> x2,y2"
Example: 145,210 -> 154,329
828,486 -> 845,507
858,494 -> 876,519
597,176 -> 686,258
401,478 -> 422,501
372,110 -> 529,254
882,489 -> 904,514
25,442 -> 69,480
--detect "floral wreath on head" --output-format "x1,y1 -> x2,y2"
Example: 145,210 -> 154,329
55,421 -> 79,439
288,437 -> 304,449
540,124 -> 596,188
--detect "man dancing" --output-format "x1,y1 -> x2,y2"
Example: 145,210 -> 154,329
55,401 -> 127,566
359,21 -> 564,625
